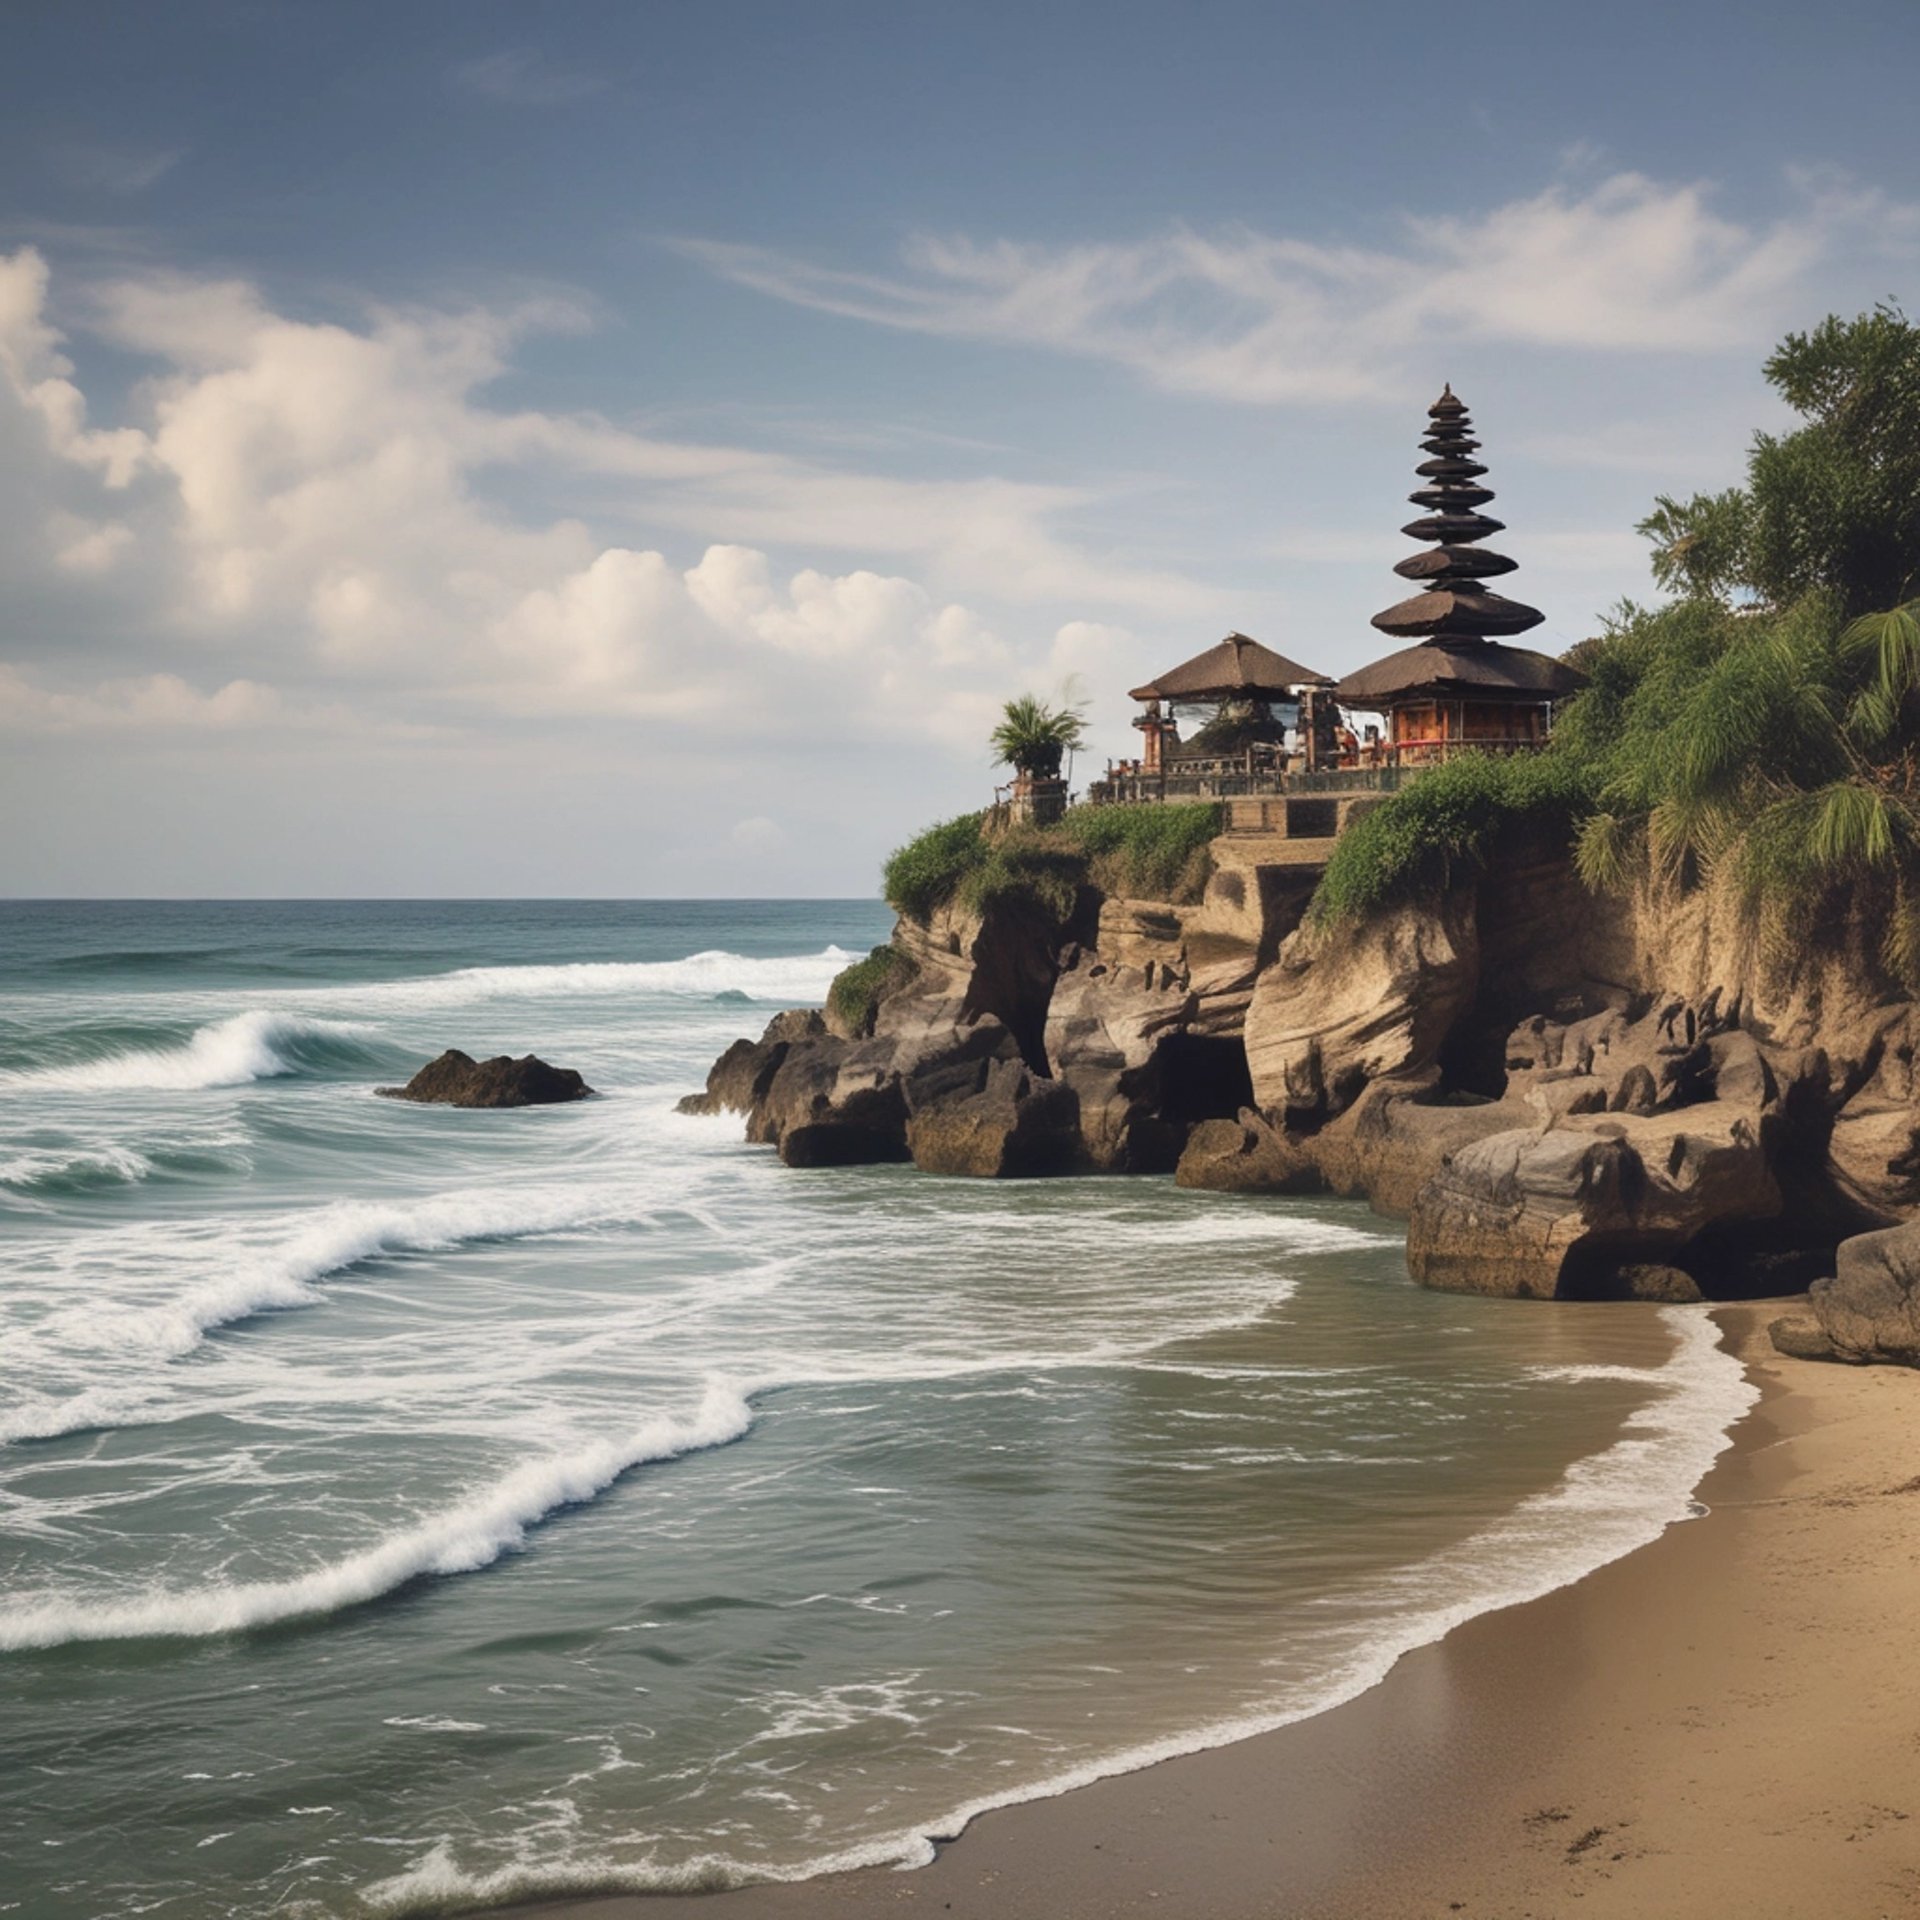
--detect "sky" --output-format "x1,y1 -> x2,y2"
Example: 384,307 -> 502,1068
2,0 -> 1917,898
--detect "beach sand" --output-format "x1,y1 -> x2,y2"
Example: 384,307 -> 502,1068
501,1305 -> 1920,1920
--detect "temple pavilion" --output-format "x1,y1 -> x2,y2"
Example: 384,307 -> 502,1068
1097,632 -> 1333,802
1335,386 -> 1584,762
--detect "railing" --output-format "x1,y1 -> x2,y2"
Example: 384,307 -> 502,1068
1090,737 -> 1545,806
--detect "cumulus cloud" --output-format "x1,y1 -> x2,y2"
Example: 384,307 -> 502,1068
679,169 -> 1917,404
1,667 -> 294,732
0,249 -> 150,482
0,248 -> 1211,745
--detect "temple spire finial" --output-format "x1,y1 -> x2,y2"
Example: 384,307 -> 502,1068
1370,387 -> 1544,642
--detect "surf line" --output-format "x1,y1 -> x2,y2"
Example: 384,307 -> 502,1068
0,1381 -> 754,1651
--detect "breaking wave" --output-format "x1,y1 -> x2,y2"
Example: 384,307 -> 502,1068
2,1012 -> 384,1093
0,1143 -> 153,1194
0,1381 -> 752,1650
1,1184 -> 651,1440
320,947 -> 858,1013
359,1311 -> 1757,1915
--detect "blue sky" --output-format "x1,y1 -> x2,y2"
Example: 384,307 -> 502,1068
2,0 -> 1917,895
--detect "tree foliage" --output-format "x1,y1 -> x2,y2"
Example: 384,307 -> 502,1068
1641,306 -> 1920,615
989,693 -> 1089,778
1312,306 -> 1920,981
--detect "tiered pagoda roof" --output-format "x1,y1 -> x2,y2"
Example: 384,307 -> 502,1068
1336,388 -> 1584,706
1129,631 -> 1330,704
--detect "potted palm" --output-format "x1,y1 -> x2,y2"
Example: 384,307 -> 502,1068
991,693 -> 1088,824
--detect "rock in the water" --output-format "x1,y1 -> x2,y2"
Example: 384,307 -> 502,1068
676,1010 -> 826,1116
1405,1105 -> 1782,1299
378,1049 -> 592,1108
904,1049 -> 1082,1178
1175,1110 -> 1322,1193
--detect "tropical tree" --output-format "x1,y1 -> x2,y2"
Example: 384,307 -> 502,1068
1314,307 -> 1920,976
1640,305 -> 1920,616
990,692 -> 1088,779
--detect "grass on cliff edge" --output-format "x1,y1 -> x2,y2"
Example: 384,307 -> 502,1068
1310,751 -> 1594,926
826,944 -> 918,1034
882,802 -> 1224,922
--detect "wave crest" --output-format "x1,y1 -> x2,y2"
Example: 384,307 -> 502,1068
0,1382 -> 752,1650
339,947 -> 857,1012
3,1012 -> 381,1093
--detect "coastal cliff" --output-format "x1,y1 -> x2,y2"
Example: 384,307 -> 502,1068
688,825 -> 1920,1352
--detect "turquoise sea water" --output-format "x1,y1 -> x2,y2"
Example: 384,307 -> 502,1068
0,900 -> 1753,1919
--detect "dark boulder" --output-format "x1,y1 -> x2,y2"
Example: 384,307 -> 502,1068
1809,1219 -> 1920,1364
677,1010 -> 826,1116
378,1049 -> 592,1108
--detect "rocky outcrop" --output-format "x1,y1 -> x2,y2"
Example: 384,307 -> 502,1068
1174,1109 -> 1321,1193
1244,892 -> 1478,1120
688,816 -> 1920,1328
1802,1219 -> 1920,1364
379,1050 -> 592,1108
677,1010 -> 826,1116
687,842 -> 1318,1179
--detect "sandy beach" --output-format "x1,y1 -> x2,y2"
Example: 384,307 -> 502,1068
498,1305 -> 1920,1920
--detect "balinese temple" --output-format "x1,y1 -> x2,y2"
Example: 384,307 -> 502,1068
1126,632 -> 1332,775
1336,387 -> 1584,763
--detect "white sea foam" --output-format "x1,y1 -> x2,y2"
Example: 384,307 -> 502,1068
2,1011 -> 372,1093
312,947 -> 858,1014
0,1380 -> 752,1650
0,1143 -> 153,1191
0,1183 -> 661,1441
358,1308 -> 1758,1916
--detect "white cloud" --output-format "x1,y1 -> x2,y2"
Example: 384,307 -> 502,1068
0,249 -> 150,483
1,667 -> 290,732
57,143 -> 185,194
679,169 -> 1917,404
0,248 -> 1216,748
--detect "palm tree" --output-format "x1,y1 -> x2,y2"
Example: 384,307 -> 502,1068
990,693 -> 1088,781
1571,596 -> 1920,978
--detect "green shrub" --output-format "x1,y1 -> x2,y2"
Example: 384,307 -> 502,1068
955,828 -> 1088,921
879,802 -> 1224,922
883,812 -> 988,921
827,944 -> 917,1034
1060,802 -> 1224,902
1311,752 -> 1594,925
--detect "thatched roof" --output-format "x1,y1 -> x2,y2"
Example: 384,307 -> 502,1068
1334,637 -> 1587,706
1371,584 -> 1547,641
1129,632 -> 1331,704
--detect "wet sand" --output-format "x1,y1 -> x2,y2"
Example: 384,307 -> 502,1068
499,1305 -> 1920,1920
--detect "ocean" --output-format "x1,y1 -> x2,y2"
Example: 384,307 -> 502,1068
0,899 -> 1754,1919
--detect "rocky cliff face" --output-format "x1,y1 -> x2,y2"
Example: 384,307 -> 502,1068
687,828 -> 1920,1341
682,839 -> 1316,1177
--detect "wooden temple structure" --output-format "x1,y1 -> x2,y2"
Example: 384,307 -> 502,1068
1335,386 -> 1584,762
1088,385 -> 1584,827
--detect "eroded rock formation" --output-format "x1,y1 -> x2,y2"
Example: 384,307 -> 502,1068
689,822 -> 1920,1328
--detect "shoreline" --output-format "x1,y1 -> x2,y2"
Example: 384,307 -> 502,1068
482,1302 -> 1920,1920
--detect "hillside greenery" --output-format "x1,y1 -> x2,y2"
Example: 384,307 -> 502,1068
826,944 -> 918,1035
882,802 -> 1224,923
1312,305 -> 1920,972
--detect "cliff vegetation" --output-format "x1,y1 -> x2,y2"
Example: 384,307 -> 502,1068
1313,305 -> 1920,960
881,802 -> 1225,924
